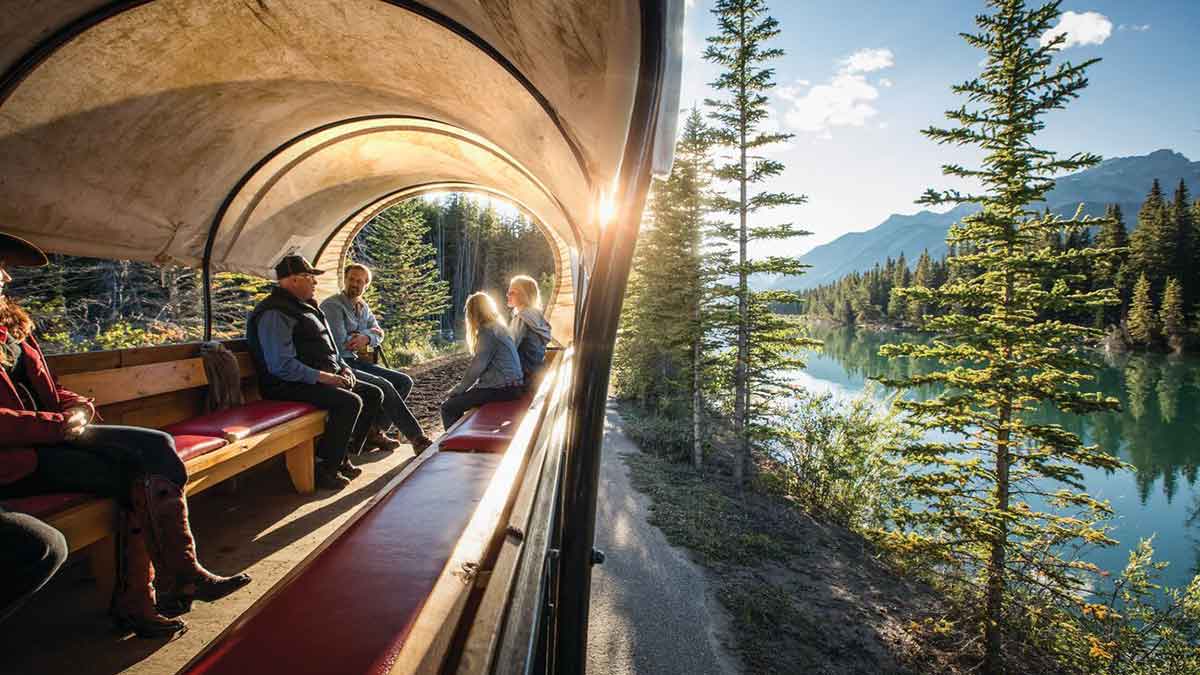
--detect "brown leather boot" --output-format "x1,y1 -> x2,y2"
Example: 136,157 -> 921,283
110,504 -> 187,638
410,434 -> 434,454
365,425 -> 402,453
141,476 -> 250,617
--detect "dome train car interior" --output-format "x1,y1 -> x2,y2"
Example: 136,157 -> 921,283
0,1 -> 684,672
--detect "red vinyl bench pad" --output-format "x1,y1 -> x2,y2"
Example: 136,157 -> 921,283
0,493 -> 93,518
438,397 -> 531,453
182,452 -> 503,675
164,400 -> 319,442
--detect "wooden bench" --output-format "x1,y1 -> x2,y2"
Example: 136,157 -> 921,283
4,341 -> 326,590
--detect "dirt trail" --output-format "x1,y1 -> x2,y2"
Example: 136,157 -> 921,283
404,352 -> 471,434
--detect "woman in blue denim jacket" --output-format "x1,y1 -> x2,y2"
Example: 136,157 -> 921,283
440,292 -> 524,429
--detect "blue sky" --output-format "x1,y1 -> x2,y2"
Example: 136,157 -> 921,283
678,0 -> 1200,256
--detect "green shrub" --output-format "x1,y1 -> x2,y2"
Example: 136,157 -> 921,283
762,388 -> 912,532
621,408 -> 696,462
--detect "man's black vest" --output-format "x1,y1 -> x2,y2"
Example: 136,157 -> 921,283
247,286 -> 341,390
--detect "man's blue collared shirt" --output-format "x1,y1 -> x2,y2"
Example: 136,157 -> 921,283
319,292 -> 384,359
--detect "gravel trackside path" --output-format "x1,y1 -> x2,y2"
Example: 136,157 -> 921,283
587,403 -> 740,675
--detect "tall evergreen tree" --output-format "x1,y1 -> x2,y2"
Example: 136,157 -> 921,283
1169,180 -> 1195,308
1129,180 -> 1173,295
1095,203 -> 1130,324
878,3 -> 1123,672
704,0 -> 811,487
1127,273 -> 1157,352
908,249 -> 934,324
1160,276 -> 1186,353
357,201 -> 450,345
614,109 -> 716,469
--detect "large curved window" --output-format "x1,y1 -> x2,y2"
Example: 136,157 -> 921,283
6,255 -> 266,354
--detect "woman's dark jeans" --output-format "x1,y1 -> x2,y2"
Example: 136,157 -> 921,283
0,425 -> 186,502
440,386 -> 524,431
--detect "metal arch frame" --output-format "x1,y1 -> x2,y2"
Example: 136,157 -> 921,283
198,115 -> 583,339
311,180 -> 569,321
549,0 -> 671,672
203,116 -> 582,263
0,0 -> 592,183
0,0 -> 598,339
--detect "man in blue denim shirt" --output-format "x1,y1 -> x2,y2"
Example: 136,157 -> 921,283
320,263 -> 432,453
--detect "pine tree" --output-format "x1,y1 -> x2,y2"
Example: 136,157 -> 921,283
614,109 -> 716,464
877,3 -> 1124,672
889,252 -> 910,321
908,249 -> 934,324
1129,180 -> 1173,295
1095,203 -> 1130,325
357,201 -> 450,346
1160,276 -> 1185,353
1169,181 -> 1195,309
1128,272 -> 1157,349
705,0 -> 812,488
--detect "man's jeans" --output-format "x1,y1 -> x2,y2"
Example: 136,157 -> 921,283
263,380 -> 383,465
347,359 -> 423,441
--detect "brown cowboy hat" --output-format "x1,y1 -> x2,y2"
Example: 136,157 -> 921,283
0,232 -> 49,267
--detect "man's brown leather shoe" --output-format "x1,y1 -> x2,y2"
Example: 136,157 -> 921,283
365,427 -> 402,452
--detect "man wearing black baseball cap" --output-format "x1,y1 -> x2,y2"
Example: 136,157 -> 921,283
246,254 -> 384,490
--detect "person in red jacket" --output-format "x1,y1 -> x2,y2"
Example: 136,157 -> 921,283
0,232 -> 249,637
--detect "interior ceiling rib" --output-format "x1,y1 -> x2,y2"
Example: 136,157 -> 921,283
0,0 -> 641,278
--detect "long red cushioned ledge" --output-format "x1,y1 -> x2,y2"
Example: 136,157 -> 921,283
164,400 -> 319,441
0,493 -> 93,518
181,451 -> 503,675
438,397 -> 531,453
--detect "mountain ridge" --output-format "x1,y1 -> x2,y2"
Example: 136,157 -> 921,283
773,149 -> 1200,291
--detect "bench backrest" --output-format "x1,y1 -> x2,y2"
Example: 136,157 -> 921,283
47,341 -> 260,429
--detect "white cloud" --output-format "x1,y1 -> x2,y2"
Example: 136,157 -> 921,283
839,48 -> 894,74
775,81 -> 811,101
1118,23 -> 1151,32
778,48 -> 895,137
1040,11 -> 1113,49
784,73 -> 882,132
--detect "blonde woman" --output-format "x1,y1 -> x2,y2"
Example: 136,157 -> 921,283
505,275 -> 552,386
441,292 -> 524,430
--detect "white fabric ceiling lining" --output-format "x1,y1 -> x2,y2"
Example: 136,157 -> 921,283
0,0 -> 633,268
211,117 -> 580,270
208,119 -> 576,278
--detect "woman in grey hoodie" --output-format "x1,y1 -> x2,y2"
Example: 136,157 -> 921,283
441,292 -> 525,430
506,275 -> 553,388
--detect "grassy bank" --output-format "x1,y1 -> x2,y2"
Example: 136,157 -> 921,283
618,403 -> 953,675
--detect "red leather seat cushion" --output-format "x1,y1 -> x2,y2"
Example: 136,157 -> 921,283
173,435 -> 229,463
438,398 -> 531,453
1,493 -> 93,518
164,400 -> 320,442
182,452 -> 502,675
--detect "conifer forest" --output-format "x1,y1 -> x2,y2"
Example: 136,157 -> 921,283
5,1 -> 1199,673
612,1 -> 1200,673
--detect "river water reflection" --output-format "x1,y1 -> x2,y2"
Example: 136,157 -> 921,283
793,325 -> 1200,589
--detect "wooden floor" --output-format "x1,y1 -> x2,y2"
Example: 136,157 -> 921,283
0,445 -> 422,675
